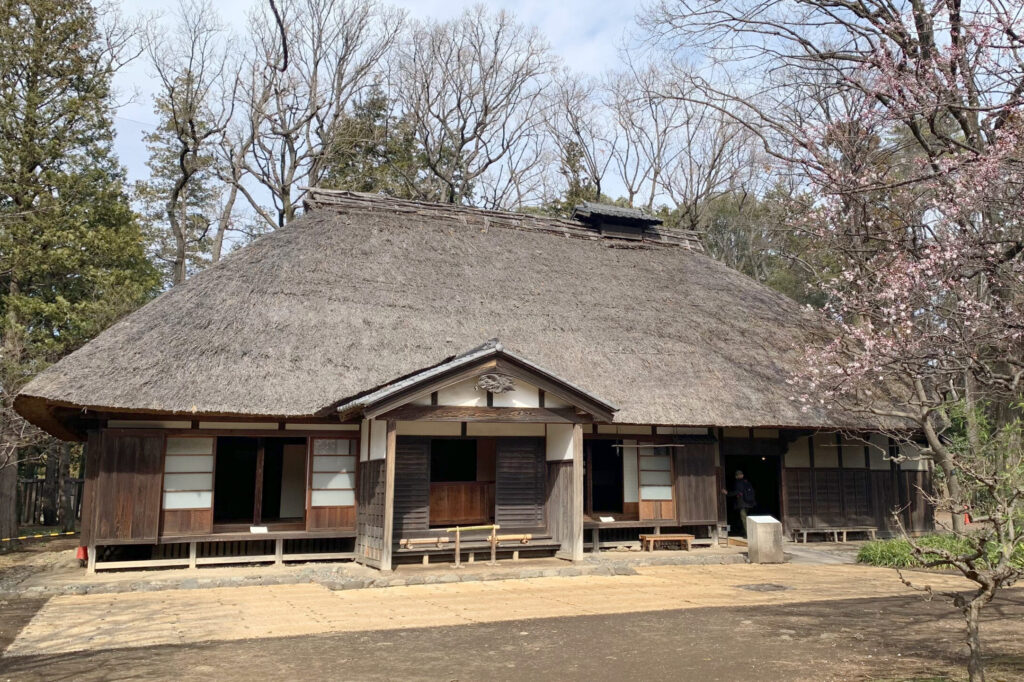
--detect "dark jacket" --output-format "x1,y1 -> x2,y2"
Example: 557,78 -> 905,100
729,479 -> 756,510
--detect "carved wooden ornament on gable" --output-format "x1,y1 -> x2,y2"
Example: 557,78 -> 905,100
476,373 -> 516,394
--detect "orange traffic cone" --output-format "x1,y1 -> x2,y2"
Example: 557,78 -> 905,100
76,545 -> 88,567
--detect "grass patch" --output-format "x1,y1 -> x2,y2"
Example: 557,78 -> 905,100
857,535 -> 1024,569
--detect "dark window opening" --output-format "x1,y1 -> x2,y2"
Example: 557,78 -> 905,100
213,436 -> 307,526
586,439 -> 624,514
214,437 -> 258,524
430,439 -> 478,482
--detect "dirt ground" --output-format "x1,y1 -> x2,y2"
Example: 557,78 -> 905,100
1,539 -> 1022,681
1,592 -> 1022,681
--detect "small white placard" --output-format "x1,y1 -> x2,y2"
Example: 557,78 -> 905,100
249,526 -> 268,534
599,516 -> 615,523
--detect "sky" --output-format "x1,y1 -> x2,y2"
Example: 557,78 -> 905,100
111,0 -> 645,186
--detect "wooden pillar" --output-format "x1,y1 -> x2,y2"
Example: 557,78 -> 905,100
253,437 -> 265,525
567,422 -> 584,561
86,543 -> 97,574
381,420 -> 397,571
188,541 -> 197,569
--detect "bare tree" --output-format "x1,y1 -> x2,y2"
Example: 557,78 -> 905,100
545,70 -> 615,203
239,0 -> 403,229
139,0 -> 236,285
604,65 -> 687,210
390,5 -> 554,206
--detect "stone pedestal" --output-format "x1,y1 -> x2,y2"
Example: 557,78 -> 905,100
746,515 -> 784,564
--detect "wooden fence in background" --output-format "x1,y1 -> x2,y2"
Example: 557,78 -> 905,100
17,478 -> 84,526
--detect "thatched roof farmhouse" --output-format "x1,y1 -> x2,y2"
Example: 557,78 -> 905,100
15,191 -> 932,572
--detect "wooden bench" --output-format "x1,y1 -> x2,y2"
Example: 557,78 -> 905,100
791,526 -> 877,543
639,533 -> 694,552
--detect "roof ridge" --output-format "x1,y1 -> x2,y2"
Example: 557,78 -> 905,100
304,188 -> 704,252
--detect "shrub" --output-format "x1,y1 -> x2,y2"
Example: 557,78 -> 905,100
856,535 -> 1024,570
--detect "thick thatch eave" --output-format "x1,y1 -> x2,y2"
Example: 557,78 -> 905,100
17,191 -> 864,437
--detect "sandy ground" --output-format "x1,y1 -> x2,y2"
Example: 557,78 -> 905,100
1,563 -> 1013,656
1,541 -> 1021,680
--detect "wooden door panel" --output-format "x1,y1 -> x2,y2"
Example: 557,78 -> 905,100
495,437 -> 546,528
92,431 -> 164,542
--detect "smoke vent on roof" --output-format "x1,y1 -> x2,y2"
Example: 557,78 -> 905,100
571,202 -> 663,241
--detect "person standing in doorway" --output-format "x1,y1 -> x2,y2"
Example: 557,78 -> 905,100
722,470 -> 757,535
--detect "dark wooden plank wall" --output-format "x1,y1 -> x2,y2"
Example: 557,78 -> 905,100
355,458 -> 385,565
88,431 -> 165,543
160,509 -> 214,535
308,506 -> 357,530
545,460 -> 573,546
674,443 -> 717,524
393,437 -> 430,534
783,439 -> 934,533
495,437 -> 546,529
80,430 -> 102,545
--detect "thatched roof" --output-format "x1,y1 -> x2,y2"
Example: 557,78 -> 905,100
17,190 -> 853,436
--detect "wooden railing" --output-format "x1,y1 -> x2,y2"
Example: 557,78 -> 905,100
429,481 -> 495,526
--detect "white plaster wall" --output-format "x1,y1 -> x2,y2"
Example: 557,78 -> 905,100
491,381 -> 540,408
813,432 -> 840,467
368,419 -> 387,461
397,421 -> 461,436
899,442 -> 932,470
466,423 -> 545,437
868,433 -> 891,470
436,379 -> 486,407
545,423 -> 574,461
544,393 -> 570,408
622,439 -> 639,503
784,436 -> 811,468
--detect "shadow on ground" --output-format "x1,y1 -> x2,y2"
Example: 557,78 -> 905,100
2,593 -> 1021,681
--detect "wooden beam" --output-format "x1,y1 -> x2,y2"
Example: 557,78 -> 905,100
377,405 -> 592,423
568,423 -> 584,560
381,419 -> 397,571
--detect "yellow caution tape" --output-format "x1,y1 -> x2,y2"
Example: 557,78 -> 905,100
1,531 -> 77,542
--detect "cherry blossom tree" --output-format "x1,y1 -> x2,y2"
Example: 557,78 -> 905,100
641,2 -> 1024,678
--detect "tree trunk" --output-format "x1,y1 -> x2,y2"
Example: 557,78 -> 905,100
0,455 -> 18,539
965,600 -> 985,682
57,443 -> 73,531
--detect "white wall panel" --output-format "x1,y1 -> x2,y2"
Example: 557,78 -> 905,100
784,437 -> 811,468
545,423 -> 573,461
312,490 -> 355,506
166,437 -> 213,455
437,379 -> 485,407
164,455 -> 214,473
163,491 -> 212,509
312,472 -> 356,490
163,473 -> 213,491
313,438 -> 352,455
312,455 -> 355,472
813,433 -> 840,467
